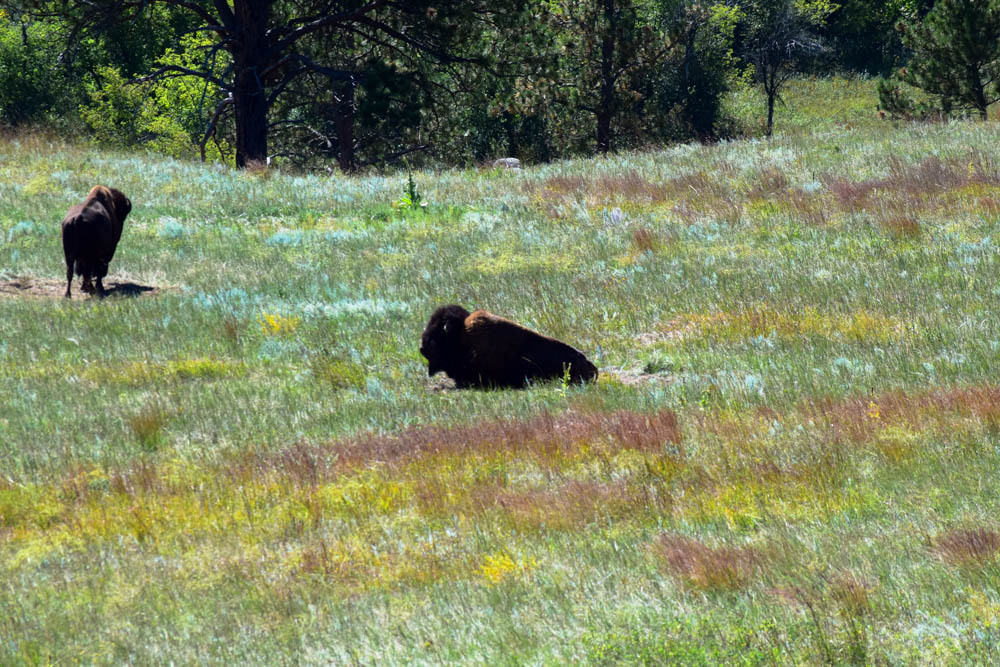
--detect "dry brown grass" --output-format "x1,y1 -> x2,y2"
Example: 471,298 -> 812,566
473,152 -> 996,241
748,168 -> 789,200
35,384 -> 999,538
472,479 -> 655,529
333,409 -> 682,474
768,585 -> 810,608
530,172 -> 672,217
529,169 -> 742,223
664,170 -> 730,199
221,316 -> 243,349
681,383 -> 1000,484
802,385 -> 1000,446
934,528 -> 1000,566
653,534 -> 761,591
877,211 -> 922,238
978,195 -> 1000,216
243,159 -> 273,179
127,404 -> 169,451
823,152 -> 1000,227
824,178 -> 875,212
631,227 -> 662,253
787,188 -> 829,227
829,571 -> 875,616
224,408 -> 685,495
536,175 -> 586,195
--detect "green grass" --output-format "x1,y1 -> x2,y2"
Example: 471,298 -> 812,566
2,78 -> 1000,663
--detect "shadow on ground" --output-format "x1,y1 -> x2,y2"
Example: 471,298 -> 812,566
0,276 -> 164,300
103,282 -> 156,298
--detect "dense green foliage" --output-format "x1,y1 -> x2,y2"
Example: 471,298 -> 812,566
818,0 -> 915,74
80,33 -> 233,161
1,79 -> 1000,662
0,18 -> 61,124
0,7 -> 199,127
880,0 -> 1000,120
0,1 -> 964,169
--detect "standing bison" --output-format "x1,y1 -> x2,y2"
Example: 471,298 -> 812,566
420,304 -> 598,388
61,185 -> 132,298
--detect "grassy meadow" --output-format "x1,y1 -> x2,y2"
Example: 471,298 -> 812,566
2,78 -> 1000,663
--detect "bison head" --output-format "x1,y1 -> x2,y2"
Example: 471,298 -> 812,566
111,188 -> 132,222
87,186 -> 132,225
420,304 -> 469,377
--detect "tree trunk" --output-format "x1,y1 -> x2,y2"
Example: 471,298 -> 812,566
596,0 -> 616,154
970,66 -> 989,120
596,107 -> 612,154
232,0 -> 272,167
504,111 -> 518,158
334,80 -> 356,172
765,63 -> 776,137
234,78 -> 269,167
766,89 -> 775,137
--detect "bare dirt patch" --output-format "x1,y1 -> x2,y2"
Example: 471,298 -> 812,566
636,318 -> 701,346
0,275 -> 163,300
606,368 -> 677,387
426,366 -> 677,390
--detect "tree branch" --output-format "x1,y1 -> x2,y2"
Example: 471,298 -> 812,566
211,0 -> 235,31
130,64 -> 229,89
357,143 -> 429,168
270,0 -> 388,52
200,94 -> 233,161
264,54 -> 361,106
356,15 -> 485,65
161,0 -> 218,27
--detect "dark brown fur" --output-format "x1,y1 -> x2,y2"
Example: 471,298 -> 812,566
420,305 -> 598,388
61,185 -> 132,298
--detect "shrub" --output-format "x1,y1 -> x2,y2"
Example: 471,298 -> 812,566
80,33 -> 232,161
311,355 -> 366,390
0,20 -> 66,125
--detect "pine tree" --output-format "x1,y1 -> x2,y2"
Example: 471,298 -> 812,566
548,0 -> 667,154
896,0 -> 1000,120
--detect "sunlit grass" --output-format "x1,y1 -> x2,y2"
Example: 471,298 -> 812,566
658,305 -> 904,345
2,78 -> 1000,663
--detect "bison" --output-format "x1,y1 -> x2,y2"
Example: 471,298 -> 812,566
420,304 -> 598,388
61,185 -> 132,298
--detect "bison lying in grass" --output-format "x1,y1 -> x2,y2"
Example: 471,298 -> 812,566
61,185 -> 132,298
420,304 -> 598,389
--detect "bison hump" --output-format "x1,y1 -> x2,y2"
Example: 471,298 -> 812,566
461,311 -> 594,382
464,310 -> 532,339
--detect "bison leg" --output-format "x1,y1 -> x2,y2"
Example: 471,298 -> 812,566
64,260 -> 74,299
95,277 -> 107,298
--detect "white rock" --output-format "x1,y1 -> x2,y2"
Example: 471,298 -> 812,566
492,157 -> 521,170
